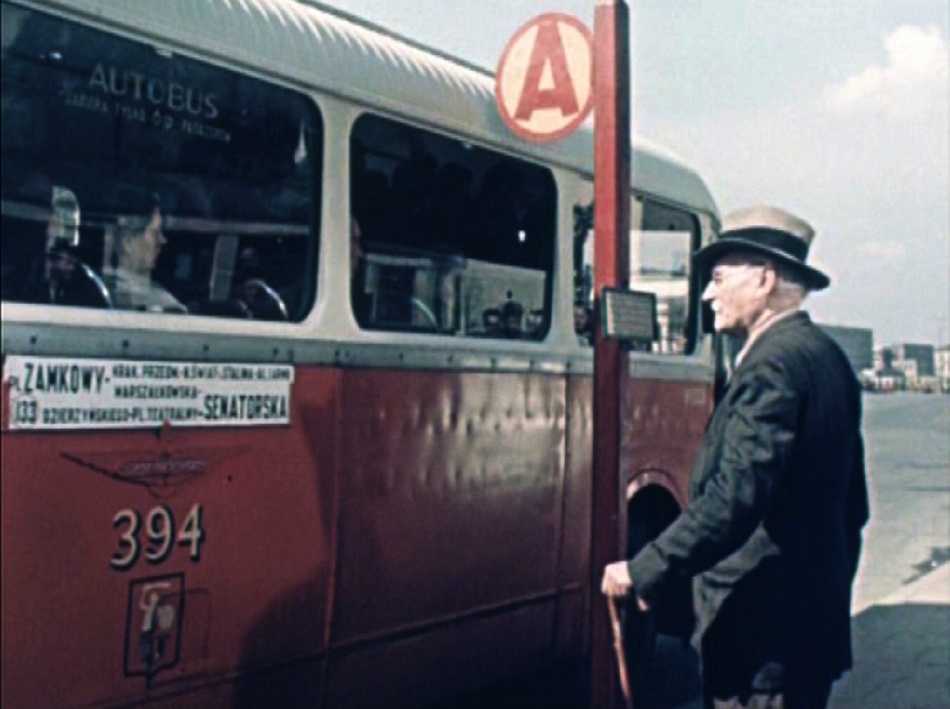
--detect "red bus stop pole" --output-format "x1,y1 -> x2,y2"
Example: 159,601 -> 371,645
590,0 -> 631,708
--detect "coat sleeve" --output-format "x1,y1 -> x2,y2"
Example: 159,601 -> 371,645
628,361 -> 799,601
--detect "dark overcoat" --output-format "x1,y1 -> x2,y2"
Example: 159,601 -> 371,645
628,312 -> 869,694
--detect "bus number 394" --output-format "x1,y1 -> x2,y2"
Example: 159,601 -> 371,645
110,504 -> 205,571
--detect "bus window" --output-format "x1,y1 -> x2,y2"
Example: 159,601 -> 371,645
0,4 -> 322,320
635,200 -> 699,353
572,202 -> 595,345
350,113 -> 556,339
572,196 -> 699,353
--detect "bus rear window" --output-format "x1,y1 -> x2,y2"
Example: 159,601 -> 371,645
350,113 -> 556,339
1,4 -> 322,321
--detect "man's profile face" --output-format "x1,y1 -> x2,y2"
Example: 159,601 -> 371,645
701,253 -> 769,336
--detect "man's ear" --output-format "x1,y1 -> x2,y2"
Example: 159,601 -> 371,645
759,263 -> 779,293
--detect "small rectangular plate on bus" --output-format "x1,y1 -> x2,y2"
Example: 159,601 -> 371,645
600,288 -> 657,344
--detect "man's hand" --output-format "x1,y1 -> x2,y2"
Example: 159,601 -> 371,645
601,561 -> 650,611
601,561 -> 633,597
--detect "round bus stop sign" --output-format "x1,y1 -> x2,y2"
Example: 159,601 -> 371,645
495,13 -> 593,143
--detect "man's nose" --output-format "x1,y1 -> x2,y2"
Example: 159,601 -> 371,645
701,281 -> 716,302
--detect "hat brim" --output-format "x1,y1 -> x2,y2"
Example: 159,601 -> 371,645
694,238 -> 830,291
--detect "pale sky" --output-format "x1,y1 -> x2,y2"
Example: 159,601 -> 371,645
321,1 -> 949,346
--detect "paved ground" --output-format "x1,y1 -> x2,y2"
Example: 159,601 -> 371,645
828,392 -> 950,709
830,564 -> 949,709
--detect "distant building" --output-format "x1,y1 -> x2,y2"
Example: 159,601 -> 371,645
871,345 -> 907,391
874,343 -> 938,391
894,358 -> 918,379
936,346 -> 950,392
889,343 -> 936,377
820,324 -> 873,372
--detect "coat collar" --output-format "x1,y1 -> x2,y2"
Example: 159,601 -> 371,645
735,308 -> 802,367
735,311 -> 812,371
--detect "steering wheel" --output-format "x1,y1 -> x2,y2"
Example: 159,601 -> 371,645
233,278 -> 289,321
51,254 -> 113,309
407,296 -> 440,331
373,287 -> 441,331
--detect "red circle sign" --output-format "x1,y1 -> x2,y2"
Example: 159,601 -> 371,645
495,13 -> 594,143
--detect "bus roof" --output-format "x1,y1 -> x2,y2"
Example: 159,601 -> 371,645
36,0 -> 719,217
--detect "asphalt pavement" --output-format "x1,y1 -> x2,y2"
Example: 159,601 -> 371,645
829,563 -> 949,709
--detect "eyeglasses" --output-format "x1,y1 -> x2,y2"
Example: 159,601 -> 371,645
707,260 -> 770,290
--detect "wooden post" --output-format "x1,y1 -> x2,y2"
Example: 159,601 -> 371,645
590,0 -> 631,707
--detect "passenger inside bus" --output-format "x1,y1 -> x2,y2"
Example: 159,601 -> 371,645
500,300 -> 525,338
574,302 -> 593,345
101,189 -> 187,313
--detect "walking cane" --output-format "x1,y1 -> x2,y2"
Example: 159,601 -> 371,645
607,596 -> 634,709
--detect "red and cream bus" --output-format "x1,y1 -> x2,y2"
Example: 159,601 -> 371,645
1,1 -> 720,707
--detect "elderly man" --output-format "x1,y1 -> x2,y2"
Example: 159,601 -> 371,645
602,205 -> 869,709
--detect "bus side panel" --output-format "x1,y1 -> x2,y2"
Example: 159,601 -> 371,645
0,366 -> 341,709
555,374 -> 593,659
622,376 -> 712,499
620,374 -> 712,641
325,369 -> 567,707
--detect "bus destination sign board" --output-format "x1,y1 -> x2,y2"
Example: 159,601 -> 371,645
3,355 -> 293,430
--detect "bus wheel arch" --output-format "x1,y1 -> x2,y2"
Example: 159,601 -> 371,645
622,474 -> 696,696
